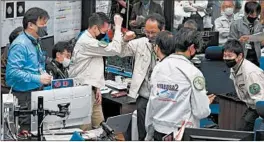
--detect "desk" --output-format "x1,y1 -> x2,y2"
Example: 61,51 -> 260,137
102,93 -> 136,120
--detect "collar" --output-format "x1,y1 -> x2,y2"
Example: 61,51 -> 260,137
24,31 -> 40,45
168,54 -> 192,64
222,14 -> 234,21
230,59 -> 244,76
52,59 -> 63,69
243,16 -> 259,26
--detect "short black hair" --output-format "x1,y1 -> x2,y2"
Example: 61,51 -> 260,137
223,39 -> 244,56
52,41 -> 71,59
155,31 -> 174,56
245,1 -> 261,15
174,27 -> 203,52
23,7 -> 50,29
88,12 -> 110,28
145,13 -> 165,30
184,19 -> 197,31
9,26 -> 23,43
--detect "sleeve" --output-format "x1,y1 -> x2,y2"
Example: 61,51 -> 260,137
190,73 -> 211,119
78,26 -> 123,57
192,1 -> 208,10
118,38 -> 140,57
214,19 -> 229,37
45,63 -> 56,78
246,72 -> 264,105
6,44 -> 40,86
228,21 -> 239,40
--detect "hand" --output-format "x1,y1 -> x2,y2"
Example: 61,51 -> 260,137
208,94 -> 216,104
40,73 -> 52,85
239,35 -> 250,43
124,31 -> 136,41
129,20 -> 137,27
95,88 -> 102,105
261,40 -> 264,46
114,14 -> 123,28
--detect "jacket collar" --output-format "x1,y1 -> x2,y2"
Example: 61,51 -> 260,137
242,16 -> 259,27
168,54 -> 192,64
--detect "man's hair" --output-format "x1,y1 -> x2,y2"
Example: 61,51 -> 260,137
52,41 -> 71,59
173,27 -> 203,53
88,12 -> 110,28
223,39 -> 244,56
155,31 -> 174,56
9,26 -> 23,43
145,13 -> 165,30
23,7 -> 50,29
183,19 -> 198,31
245,1 -> 261,15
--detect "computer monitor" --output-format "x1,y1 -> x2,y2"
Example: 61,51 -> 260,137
40,36 -> 54,58
182,128 -> 254,141
255,130 -> 264,141
200,31 -> 219,53
31,86 -> 92,132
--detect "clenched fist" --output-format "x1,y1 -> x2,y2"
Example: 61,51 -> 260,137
124,31 -> 136,42
114,14 -> 123,28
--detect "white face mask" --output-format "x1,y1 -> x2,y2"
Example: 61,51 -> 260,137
62,58 -> 71,68
224,8 -> 234,16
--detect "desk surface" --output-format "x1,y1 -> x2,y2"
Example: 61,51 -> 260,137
102,93 -> 136,105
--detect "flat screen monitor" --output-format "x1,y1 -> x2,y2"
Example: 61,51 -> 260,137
31,86 -> 92,132
40,36 -> 54,58
200,31 -> 219,53
182,128 -> 254,141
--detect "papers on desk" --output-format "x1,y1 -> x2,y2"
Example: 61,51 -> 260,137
45,135 -> 73,141
82,128 -> 103,140
248,32 -> 264,42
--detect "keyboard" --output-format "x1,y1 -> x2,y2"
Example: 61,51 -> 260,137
105,80 -> 127,90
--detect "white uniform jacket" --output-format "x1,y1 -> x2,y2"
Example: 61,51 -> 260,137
214,15 -> 233,45
145,54 -> 211,140
230,59 -> 264,109
119,37 -> 153,99
182,0 -> 208,18
68,26 -> 122,88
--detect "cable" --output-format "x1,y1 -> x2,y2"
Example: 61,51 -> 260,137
4,117 -> 17,141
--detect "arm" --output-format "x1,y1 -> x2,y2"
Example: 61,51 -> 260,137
78,26 -> 123,57
117,0 -> 126,8
229,21 -> 239,40
246,72 -> 264,105
190,75 -> 211,119
192,1 -> 208,11
118,38 -> 141,57
6,44 -> 40,86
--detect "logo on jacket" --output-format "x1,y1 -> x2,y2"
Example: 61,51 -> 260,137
193,76 -> 205,91
157,84 -> 179,100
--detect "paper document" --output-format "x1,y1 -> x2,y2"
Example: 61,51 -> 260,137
248,32 -> 264,42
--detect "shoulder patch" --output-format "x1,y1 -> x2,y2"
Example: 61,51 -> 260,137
193,76 -> 205,91
249,83 -> 260,95
98,40 -> 108,47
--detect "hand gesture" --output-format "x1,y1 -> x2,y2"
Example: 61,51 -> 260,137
95,88 -> 102,105
124,31 -> 136,41
114,14 -> 123,28
239,35 -> 250,43
208,94 -> 216,104
40,73 -> 52,85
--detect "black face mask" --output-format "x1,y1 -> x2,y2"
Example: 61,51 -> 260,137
224,59 -> 237,68
96,33 -> 106,41
37,26 -> 48,37
247,16 -> 258,23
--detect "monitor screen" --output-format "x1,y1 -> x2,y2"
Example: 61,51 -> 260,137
40,36 -> 54,58
106,56 -> 134,73
182,128 -> 254,141
200,31 -> 219,53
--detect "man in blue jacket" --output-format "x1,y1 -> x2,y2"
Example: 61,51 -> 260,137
6,7 -> 51,131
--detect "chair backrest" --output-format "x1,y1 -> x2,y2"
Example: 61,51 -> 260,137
205,46 -> 223,61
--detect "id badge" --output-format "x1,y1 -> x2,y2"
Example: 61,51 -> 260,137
245,43 -> 252,49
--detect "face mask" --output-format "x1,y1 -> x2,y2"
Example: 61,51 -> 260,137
62,58 -> 71,68
96,33 -> 106,41
247,16 -> 258,23
37,26 -> 48,37
224,8 -> 234,16
224,59 -> 237,68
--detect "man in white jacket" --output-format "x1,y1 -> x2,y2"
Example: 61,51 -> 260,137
68,13 -> 134,130
145,27 -> 215,141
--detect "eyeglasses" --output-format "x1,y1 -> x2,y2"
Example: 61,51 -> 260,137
142,28 -> 159,36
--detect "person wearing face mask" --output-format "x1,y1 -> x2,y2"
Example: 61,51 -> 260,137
229,1 -> 263,67
215,1 -> 235,46
46,42 -> 72,79
223,39 -> 264,131
145,28 -> 214,141
6,7 -> 51,131
68,13 -> 135,131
